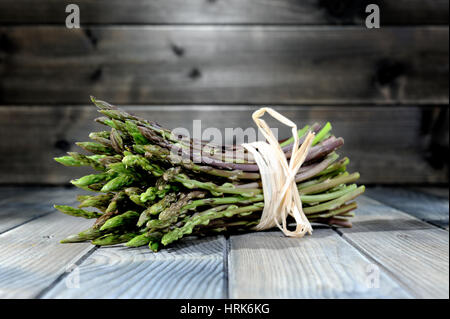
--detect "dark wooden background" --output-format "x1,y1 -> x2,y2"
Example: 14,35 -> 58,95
0,0 -> 448,185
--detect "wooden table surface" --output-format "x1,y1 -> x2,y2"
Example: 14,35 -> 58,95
0,186 -> 448,299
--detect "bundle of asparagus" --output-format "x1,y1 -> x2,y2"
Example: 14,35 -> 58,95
54,97 -> 365,251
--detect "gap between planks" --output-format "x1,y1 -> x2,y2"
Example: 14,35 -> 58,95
2,187 -> 447,298
329,188 -> 449,296
0,212 -> 94,298
0,187 -> 84,235
0,187 -> 227,299
335,195 -> 449,298
332,226 -> 418,298
223,235 -> 231,299
227,228 -> 411,298
34,246 -> 98,298
40,236 -> 227,298
33,193 -> 448,298
365,187 -> 449,230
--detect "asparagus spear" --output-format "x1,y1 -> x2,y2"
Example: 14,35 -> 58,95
54,205 -> 102,219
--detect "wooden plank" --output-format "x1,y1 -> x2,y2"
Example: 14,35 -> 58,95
228,229 -> 411,298
366,187 -> 449,228
0,212 -> 93,298
0,26 -> 447,105
0,105 -> 447,185
413,187 -> 449,200
0,187 -> 83,234
0,186 -> 30,201
42,236 -> 226,298
338,195 -> 449,298
0,0 -> 447,25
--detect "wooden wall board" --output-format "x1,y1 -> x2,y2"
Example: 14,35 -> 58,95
0,0 -> 447,25
0,26 -> 447,105
0,105 -> 446,184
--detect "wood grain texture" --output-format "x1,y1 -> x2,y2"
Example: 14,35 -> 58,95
0,212 -> 93,298
366,187 -> 449,228
0,186 -> 30,201
0,26 -> 448,105
228,229 -> 411,298
0,186 -> 83,234
0,0 -> 447,25
42,236 -> 226,298
0,105 -> 447,184
339,195 -> 449,298
0,186 -> 447,298
413,187 -> 449,200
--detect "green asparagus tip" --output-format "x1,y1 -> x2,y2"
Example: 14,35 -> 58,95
100,211 -> 139,231
126,233 -> 151,247
54,156 -> 70,165
60,234 -> 86,243
54,204 -> 102,219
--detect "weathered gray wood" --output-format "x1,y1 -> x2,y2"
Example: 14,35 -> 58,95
228,229 -> 411,298
0,26 -> 447,105
413,187 -> 449,200
0,105 -> 446,184
338,195 -> 449,298
366,187 -> 449,228
0,212 -> 93,298
0,187 -> 30,201
0,186 -> 447,298
0,0 -> 447,25
0,187 -> 83,234
42,236 -> 226,298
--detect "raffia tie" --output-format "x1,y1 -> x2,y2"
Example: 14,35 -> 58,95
242,108 -> 315,237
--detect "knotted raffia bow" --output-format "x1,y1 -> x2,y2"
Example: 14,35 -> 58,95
242,108 -> 315,237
